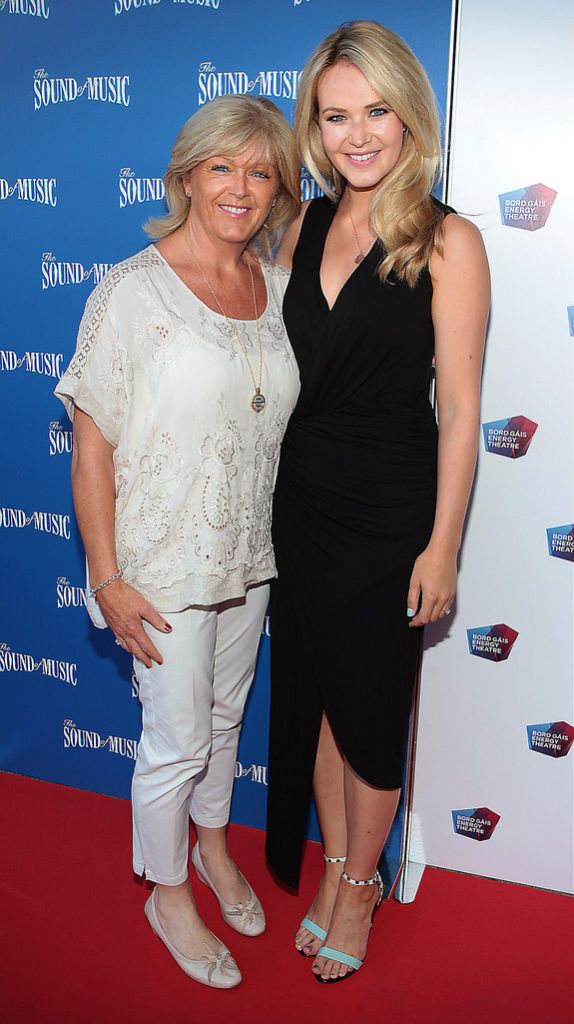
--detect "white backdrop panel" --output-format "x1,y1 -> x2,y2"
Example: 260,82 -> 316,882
411,0 -> 574,893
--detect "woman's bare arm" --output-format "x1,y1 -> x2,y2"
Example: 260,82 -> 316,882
407,214 -> 490,626
275,200 -> 310,269
72,408 -> 171,665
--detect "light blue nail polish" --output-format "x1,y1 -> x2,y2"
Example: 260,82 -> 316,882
407,608 -> 415,618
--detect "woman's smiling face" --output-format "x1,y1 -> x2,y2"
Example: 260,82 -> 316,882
186,144 -> 277,245
317,61 -> 405,192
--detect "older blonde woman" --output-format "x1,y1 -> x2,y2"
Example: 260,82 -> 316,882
56,95 -> 300,989
266,21 -> 490,982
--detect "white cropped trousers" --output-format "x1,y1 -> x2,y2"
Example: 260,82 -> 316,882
131,584 -> 269,885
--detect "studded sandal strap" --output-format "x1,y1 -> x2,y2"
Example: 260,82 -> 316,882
341,869 -> 379,886
342,869 -> 384,906
323,854 -> 346,863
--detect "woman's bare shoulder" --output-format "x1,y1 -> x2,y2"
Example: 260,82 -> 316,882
430,212 -> 488,281
275,201 -> 312,270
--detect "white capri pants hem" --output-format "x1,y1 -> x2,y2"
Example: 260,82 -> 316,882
189,813 -> 230,829
131,583 -> 269,885
132,862 -> 189,887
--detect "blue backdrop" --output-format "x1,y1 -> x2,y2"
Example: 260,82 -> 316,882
0,0 -> 452,866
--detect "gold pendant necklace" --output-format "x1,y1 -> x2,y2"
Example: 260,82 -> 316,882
347,195 -> 372,265
185,227 -> 266,413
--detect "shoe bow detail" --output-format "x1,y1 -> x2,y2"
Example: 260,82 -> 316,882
192,843 -> 266,937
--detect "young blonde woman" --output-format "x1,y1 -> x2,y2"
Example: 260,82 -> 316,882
56,95 -> 300,989
266,21 -> 490,983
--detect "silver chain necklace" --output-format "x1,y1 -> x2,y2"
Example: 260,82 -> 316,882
185,227 -> 266,413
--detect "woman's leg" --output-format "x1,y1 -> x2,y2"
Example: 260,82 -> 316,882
190,584 -> 270,902
296,712 -> 347,955
312,765 -> 400,980
132,607 -> 224,958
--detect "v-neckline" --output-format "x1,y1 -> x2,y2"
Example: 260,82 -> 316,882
151,244 -> 270,323
318,204 -> 378,314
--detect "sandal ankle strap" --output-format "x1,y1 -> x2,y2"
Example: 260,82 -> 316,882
323,854 -> 346,864
342,868 -> 384,907
342,869 -> 380,886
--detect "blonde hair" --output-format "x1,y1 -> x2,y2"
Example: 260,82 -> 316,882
146,95 -> 300,256
296,20 -> 445,285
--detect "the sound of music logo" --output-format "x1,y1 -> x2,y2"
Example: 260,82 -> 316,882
0,643 -> 77,685
0,177 -> 57,206
63,720 -> 138,759
1,350 -> 63,378
0,507 -> 71,538
41,253 -> 113,290
49,421 -> 73,456
235,761 -> 268,785
198,61 -> 301,106
56,577 -> 87,610
33,69 -> 130,109
0,0 -> 49,18
115,0 -> 221,11
300,166 -> 323,203
119,168 -> 165,208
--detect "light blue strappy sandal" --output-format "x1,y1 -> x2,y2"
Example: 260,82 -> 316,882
297,854 -> 346,957
315,868 -> 384,983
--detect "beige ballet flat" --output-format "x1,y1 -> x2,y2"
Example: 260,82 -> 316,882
144,887 -> 242,988
192,843 -> 266,937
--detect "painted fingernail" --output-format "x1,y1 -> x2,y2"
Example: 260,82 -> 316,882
407,608 -> 415,618
164,623 -> 172,632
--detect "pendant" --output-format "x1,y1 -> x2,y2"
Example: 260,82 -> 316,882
251,389 -> 266,413
354,253 -> 364,265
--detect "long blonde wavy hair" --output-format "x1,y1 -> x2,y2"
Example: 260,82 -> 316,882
146,95 -> 300,258
296,21 -> 445,285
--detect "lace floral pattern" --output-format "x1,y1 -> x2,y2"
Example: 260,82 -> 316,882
249,396 -> 287,558
66,248 -> 164,381
56,247 -> 300,610
191,405 -> 247,571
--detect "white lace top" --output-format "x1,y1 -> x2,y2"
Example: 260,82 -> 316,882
56,244 -> 300,614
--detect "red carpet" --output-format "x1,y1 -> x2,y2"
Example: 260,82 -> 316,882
0,773 -> 572,1024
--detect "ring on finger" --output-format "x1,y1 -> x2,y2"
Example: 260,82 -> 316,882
115,637 -> 127,647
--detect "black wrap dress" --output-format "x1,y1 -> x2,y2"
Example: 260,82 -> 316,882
266,196 -> 449,890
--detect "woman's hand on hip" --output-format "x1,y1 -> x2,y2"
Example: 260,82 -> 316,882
95,580 -> 172,667
406,545 -> 457,627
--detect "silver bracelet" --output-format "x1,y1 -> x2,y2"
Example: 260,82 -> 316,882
89,569 -> 123,599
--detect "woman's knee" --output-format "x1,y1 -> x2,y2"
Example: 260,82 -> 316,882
138,728 -> 212,776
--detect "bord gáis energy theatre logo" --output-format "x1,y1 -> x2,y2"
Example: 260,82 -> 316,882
482,415 -> 537,459
498,183 -> 557,231
467,624 -> 519,662
452,808 -> 501,841
527,722 -> 574,758
546,525 -> 574,562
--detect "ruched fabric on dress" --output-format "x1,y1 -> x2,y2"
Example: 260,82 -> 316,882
266,197 -> 451,890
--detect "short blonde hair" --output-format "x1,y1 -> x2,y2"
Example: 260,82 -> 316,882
296,20 -> 445,285
146,95 -> 300,255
